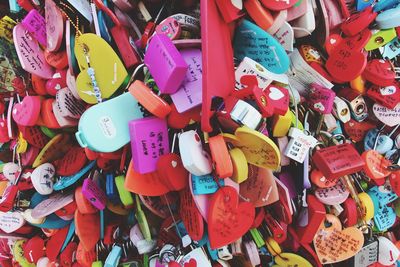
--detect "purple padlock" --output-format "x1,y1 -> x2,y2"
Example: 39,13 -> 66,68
170,49 -> 202,113
308,83 -> 336,114
129,117 -> 169,174
144,34 -> 188,94
82,178 -> 107,210
21,9 -> 47,47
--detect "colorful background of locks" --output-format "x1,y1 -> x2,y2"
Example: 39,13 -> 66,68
0,0 -> 400,266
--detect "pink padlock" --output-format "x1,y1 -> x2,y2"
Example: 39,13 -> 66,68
46,69 -> 67,96
170,49 -> 202,113
12,96 -> 41,126
308,83 -> 336,114
155,17 -> 181,40
144,34 -> 188,94
82,178 -> 107,210
21,9 -> 47,47
129,117 -> 169,174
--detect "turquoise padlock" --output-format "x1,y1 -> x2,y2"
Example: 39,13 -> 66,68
234,20 -> 290,74
374,205 -> 396,231
191,174 -> 224,195
105,246 -> 122,267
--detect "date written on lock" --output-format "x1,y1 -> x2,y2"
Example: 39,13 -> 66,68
312,143 -> 365,182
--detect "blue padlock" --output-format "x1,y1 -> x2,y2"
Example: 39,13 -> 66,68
191,174 -> 224,195
105,245 -> 122,267
106,173 -> 120,204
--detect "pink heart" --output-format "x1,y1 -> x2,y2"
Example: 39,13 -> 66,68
13,24 -> 54,79
12,96 -> 41,126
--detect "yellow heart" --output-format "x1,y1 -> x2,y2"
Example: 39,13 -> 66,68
75,34 -> 128,104
313,226 -> 364,264
223,126 -> 280,170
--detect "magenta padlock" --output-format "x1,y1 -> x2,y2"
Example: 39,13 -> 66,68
82,178 -> 107,210
308,83 -> 336,114
21,9 -> 47,47
144,34 -> 188,94
129,117 -> 169,174
155,17 -> 181,40
170,49 -> 202,113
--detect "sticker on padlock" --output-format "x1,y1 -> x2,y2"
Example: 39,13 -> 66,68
284,127 -> 318,163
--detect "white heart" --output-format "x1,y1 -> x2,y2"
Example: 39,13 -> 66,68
268,87 -> 284,100
330,38 -> 337,44
373,103 -> 400,127
349,122 -> 354,127
0,211 -> 25,233
171,160 -> 178,168
31,163 -> 55,195
55,84 -> 61,90
314,102 -> 325,112
2,163 -> 20,183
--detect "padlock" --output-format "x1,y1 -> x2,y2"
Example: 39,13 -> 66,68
284,127 -> 318,163
338,89 -> 368,122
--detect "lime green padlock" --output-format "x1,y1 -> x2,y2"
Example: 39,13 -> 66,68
365,28 -> 396,51
92,261 -> 103,267
115,175 -> 134,208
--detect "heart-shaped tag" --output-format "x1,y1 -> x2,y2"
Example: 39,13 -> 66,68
367,84 -> 400,110
183,259 -> 197,267
234,20 -> 290,74
55,88 -> 85,119
208,186 -> 255,249
344,119 -> 376,142
53,146 -> 87,176
13,24 -> 54,79
12,96 -> 41,126
2,162 -> 20,183
314,180 -> 350,205
239,165 -> 279,207
373,103 -> 400,127
45,69 -> 67,96
18,126 -> 49,148
45,0 -> 64,52
44,49 -> 68,69
179,187 -> 204,241
313,224 -> 364,264
223,127 -> 280,170
0,211 -> 25,233
74,210 -> 100,251
31,163 -> 55,195
74,33 -> 128,104
363,59 -> 395,87
274,22 -> 294,52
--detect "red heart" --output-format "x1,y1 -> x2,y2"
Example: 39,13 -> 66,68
0,118 -> 10,143
179,188 -> 204,241
390,171 -> 400,196
54,146 -> 87,176
367,84 -> 400,109
326,30 -> 371,82
343,119 -> 375,142
363,59 -> 395,87
208,186 -> 255,249
18,126 -> 49,148
184,259 -> 197,267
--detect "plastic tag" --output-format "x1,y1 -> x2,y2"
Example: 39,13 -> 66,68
179,187 -> 204,242
82,178 -> 106,210
31,163 -> 55,195
372,103 -> 400,127
208,186 -> 255,249
234,20 -> 290,74
284,127 -> 318,163
44,0 -> 63,52
129,117 -> 169,174
240,164 -> 279,207
21,9 -> 46,46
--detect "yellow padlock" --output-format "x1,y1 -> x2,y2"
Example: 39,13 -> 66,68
350,75 -> 366,95
272,109 -> 292,137
229,148 -> 248,183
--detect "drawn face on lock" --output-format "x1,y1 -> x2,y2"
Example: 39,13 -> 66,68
31,163 -> 55,195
